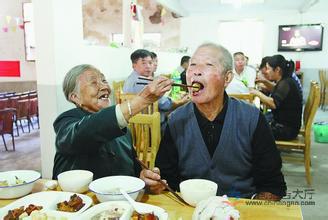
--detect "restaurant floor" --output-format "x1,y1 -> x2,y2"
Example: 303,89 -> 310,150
0,110 -> 327,220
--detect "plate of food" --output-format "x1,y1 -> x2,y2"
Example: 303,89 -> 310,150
0,191 -> 92,220
77,201 -> 168,220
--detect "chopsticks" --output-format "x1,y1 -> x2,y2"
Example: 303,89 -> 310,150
137,76 -> 198,89
135,157 -> 190,206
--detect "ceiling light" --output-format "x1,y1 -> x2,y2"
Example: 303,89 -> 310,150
221,0 -> 264,4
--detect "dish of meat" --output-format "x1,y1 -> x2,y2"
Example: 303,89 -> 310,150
0,191 -> 92,219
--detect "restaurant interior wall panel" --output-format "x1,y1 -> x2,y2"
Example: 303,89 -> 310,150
0,0 -> 37,82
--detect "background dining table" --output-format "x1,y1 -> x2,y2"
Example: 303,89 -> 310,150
0,179 -> 303,220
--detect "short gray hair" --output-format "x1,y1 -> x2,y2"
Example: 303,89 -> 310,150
196,42 -> 233,74
63,64 -> 100,102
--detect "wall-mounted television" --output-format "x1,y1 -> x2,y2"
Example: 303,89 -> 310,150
278,24 -> 324,52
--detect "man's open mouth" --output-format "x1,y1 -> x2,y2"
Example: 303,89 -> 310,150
191,81 -> 204,94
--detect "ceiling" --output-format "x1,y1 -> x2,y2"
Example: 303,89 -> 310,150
173,0 -> 326,15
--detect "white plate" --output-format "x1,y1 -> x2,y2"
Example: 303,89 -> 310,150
77,201 -> 168,220
0,191 -> 92,219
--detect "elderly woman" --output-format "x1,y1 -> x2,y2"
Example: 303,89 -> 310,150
52,64 -> 171,190
147,43 -> 286,201
250,55 -> 302,140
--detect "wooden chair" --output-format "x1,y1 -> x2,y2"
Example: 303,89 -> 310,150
319,69 -> 327,111
28,98 -> 39,129
299,81 -> 318,135
0,108 -> 16,151
112,80 -> 125,104
229,93 -> 255,103
16,99 -> 32,133
275,84 -> 321,185
128,112 -> 161,169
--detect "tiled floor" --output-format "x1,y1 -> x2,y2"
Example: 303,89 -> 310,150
0,110 -> 327,219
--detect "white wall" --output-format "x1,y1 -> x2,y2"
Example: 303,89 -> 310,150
0,0 -> 36,82
180,10 -> 328,69
33,0 -> 183,178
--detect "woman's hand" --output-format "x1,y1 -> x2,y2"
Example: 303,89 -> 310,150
140,167 -> 166,194
139,76 -> 172,104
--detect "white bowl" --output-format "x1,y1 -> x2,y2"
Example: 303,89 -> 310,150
58,170 -> 93,193
0,170 -> 41,199
180,179 -> 218,207
89,175 -> 145,203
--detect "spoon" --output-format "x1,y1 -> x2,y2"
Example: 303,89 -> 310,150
119,188 -> 152,214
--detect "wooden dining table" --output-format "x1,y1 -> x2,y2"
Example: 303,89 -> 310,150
0,179 -> 303,220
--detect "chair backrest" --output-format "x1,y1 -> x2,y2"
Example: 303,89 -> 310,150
16,99 -> 30,119
128,112 -> 161,168
112,80 -> 125,104
8,96 -> 19,108
0,109 -> 15,134
229,93 -> 254,103
0,98 -> 9,110
29,98 -> 38,116
304,84 -> 321,139
120,93 -> 158,114
319,69 -> 327,88
303,81 -> 318,126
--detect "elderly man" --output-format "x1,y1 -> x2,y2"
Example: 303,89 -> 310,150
150,43 -> 286,201
226,52 -> 256,94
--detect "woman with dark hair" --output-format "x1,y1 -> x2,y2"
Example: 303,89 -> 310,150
250,55 -> 302,140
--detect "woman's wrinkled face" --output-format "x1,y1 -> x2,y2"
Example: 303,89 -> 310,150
186,47 -> 229,104
72,70 -> 111,112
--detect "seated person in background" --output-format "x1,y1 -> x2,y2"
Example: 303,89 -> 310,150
226,52 -> 256,94
147,43 -> 286,201
178,55 -> 191,85
256,56 -> 274,94
256,58 -> 303,98
150,51 -> 158,77
123,49 -> 154,93
123,49 -> 189,133
250,55 -> 302,140
52,63 -> 170,190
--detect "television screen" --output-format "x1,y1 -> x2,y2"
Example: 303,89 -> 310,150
278,24 -> 324,52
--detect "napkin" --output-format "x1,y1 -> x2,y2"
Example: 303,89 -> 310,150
192,196 -> 240,220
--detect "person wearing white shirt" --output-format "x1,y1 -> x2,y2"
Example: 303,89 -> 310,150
226,52 -> 256,94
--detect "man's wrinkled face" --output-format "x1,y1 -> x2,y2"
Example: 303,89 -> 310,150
71,70 -> 111,113
186,47 -> 230,105
133,56 -> 153,77
234,54 -> 246,72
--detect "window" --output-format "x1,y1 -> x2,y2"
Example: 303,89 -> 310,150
143,33 -> 161,49
23,3 -> 36,61
218,20 -> 263,65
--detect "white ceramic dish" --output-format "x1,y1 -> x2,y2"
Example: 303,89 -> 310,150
180,179 -> 218,207
0,170 -> 41,199
89,175 -> 145,202
57,170 -> 93,193
0,191 -> 92,219
77,201 -> 168,220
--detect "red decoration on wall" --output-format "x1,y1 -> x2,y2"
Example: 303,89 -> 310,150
295,60 -> 301,72
0,61 -> 21,77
